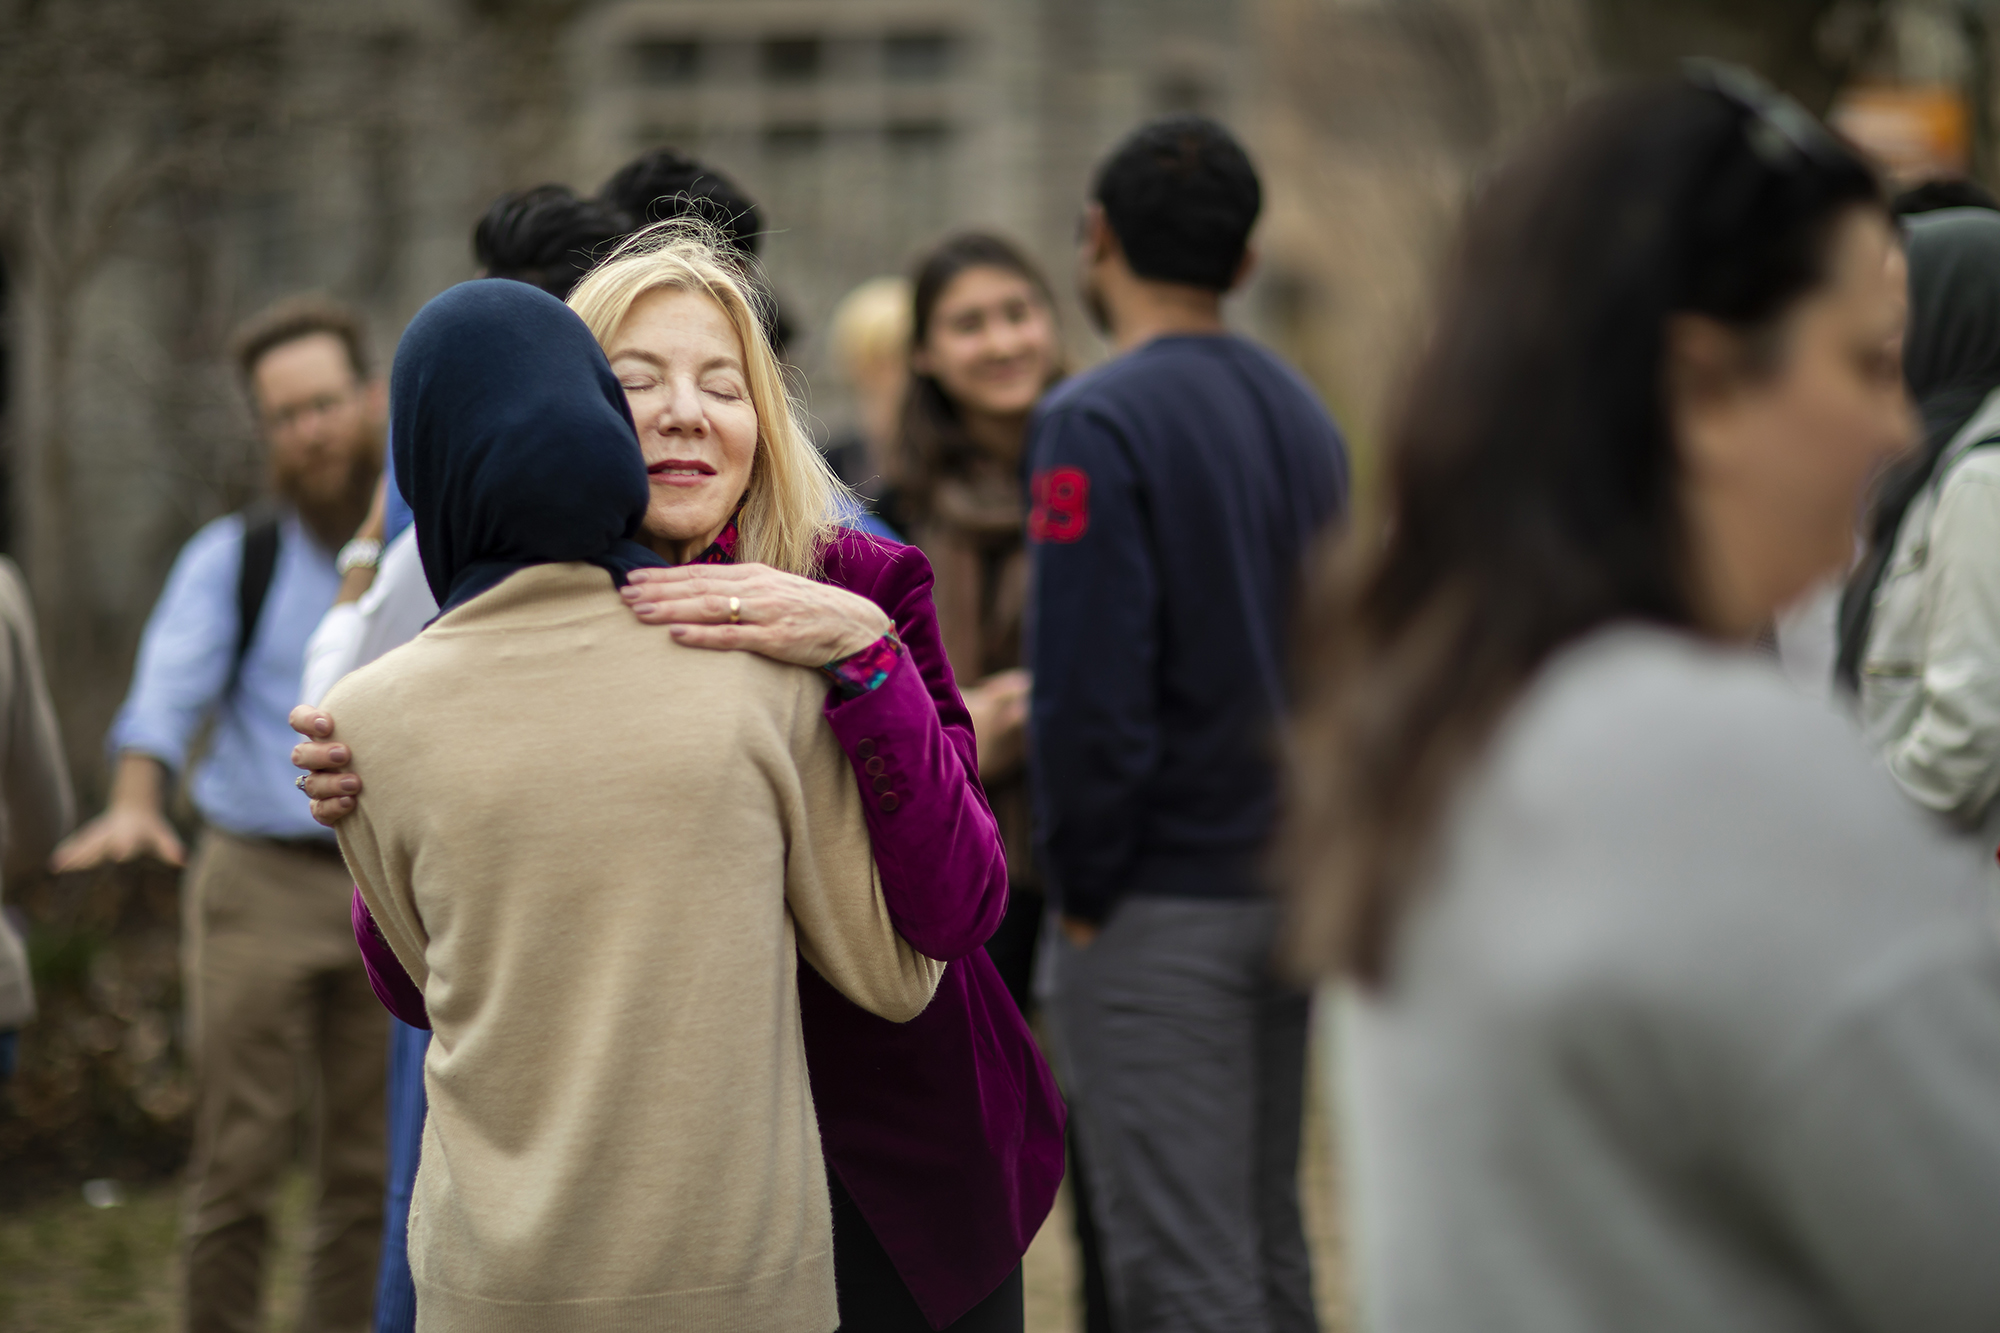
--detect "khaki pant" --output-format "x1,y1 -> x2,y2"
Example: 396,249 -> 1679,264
181,831 -> 387,1333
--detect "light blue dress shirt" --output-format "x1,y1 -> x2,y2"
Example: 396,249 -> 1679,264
109,509 -> 340,841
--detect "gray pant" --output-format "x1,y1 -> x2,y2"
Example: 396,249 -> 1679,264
1044,896 -> 1317,1333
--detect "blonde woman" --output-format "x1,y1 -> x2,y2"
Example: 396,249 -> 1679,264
293,225 -> 1063,1333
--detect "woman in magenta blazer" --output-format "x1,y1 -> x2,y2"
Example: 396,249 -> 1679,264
291,227 -> 1063,1332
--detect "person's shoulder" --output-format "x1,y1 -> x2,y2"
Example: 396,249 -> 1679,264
325,571 -> 630,717
1189,336 -> 1346,447
1444,626 -> 1988,1021
1942,445 -> 2000,493
1060,338 -> 1211,401
1042,335 -> 1331,418
821,524 -> 913,572
319,633 -> 436,731
150,513 -> 257,593
1497,625 -> 1946,868
1030,359 -> 1163,457
1514,625 -> 1861,777
819,527 -> 933,602
1233,337 -> 1341,406
183,512 -> 252,557
1036,358 -> 1124,419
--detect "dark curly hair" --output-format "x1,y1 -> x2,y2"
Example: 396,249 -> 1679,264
472,185 -> 633,300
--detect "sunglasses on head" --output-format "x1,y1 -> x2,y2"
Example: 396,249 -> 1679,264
1683,59 -> 1848,172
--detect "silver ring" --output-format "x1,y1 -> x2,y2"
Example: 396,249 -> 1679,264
728,596 -> 741,625
295,774 -> 310,792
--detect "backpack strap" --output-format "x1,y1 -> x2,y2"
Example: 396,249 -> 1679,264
229,508 -> 282,697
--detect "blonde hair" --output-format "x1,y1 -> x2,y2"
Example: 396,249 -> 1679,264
567,220 -> 843,579
829,276 -> 913,381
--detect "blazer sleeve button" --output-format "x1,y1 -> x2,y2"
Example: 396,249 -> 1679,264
864,756 -> 886,776
872,774 -> 893,794
856,738 -> 878,759
879,792 -> 900,812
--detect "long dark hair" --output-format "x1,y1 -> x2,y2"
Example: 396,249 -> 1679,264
893,231 -> 1059,518
1284,73 -> 1884,985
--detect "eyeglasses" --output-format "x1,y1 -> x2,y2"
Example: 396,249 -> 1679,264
261,385 -> 359,435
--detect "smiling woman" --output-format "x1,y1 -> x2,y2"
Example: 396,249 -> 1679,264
607,288 -> 760,562
566,225 -> 840,578
881,232 -> 1066,1012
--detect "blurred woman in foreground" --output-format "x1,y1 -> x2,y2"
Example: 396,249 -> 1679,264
1288,68 -> 2000,1333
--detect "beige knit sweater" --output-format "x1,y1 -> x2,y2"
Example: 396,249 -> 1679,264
324,562 -> 944,1333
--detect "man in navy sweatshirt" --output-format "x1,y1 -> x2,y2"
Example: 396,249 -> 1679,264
1028,116 -> 1348,1333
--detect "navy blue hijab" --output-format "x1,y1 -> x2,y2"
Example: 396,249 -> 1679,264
390,280 -> 666,613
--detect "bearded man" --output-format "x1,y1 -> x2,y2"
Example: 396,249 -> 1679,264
54,296 -> 386,1333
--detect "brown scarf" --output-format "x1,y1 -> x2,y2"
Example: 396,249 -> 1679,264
916,462 -> 1028,686
910,458 -> 1037,891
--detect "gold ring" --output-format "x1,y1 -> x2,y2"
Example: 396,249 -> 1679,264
728,596 -> 741,625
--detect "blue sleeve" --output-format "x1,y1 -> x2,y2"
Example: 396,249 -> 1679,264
106,518 -> 244,773
1026,407 -> 1158,923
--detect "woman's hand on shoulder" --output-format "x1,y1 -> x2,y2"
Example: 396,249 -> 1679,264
621,563 -> 893,668
288,704 -> 361,827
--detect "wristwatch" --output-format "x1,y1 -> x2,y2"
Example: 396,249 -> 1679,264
336,537 -> 383,577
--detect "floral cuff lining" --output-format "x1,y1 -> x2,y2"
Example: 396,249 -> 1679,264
821,631 -> 905,700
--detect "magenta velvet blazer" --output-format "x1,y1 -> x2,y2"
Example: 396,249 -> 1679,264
348,528 -> 1066,1328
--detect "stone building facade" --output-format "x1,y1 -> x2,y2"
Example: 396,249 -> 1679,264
2,0 -> 1993,798
562,0 -> 1260,428
1,0 -> 1290,795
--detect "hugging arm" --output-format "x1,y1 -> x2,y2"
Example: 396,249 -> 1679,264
784,678 -> 945,1022
291,706 -> 360,824
295,539 -> 1009,1005
352,887 -> 430,1027
818,543 -> 1010,960
291,709 -> 428,1023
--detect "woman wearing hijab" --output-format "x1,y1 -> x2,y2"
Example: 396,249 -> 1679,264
322,277 -> 943,1331
296,227 -> 1063,1333
1839,207 -> 2000,854
1289,70 -> 2000,1333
